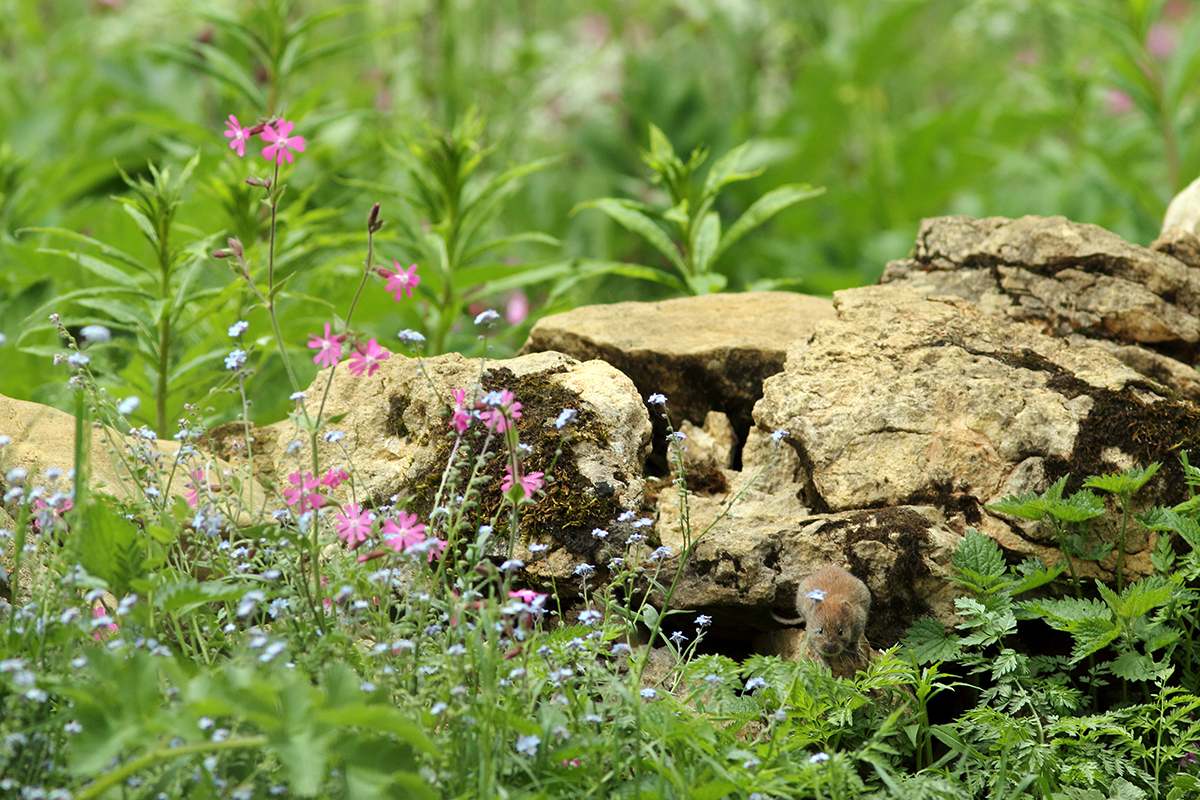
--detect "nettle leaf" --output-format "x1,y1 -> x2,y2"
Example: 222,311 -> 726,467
986,491 -> 1049,520
1110,651 -> 1167,682
1020,596 -> 1111,631
903,617 -> 961,664
950,528 -> 1009,593
1084,462 -> 1161,497
1065,617 -> 1120,663
1107,576 -> 1175,622
1138,506 -> 1200,550
1010,557 -> 1066,596
1046,489 -> 1105,522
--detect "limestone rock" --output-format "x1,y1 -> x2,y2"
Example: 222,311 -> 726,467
1164,176 -> 1200,237
520,292 -> 836,442
264,350 -> 652,548
755,284 -> 1198,582
0,392 -> 259,509
652,477 -> 962,647
1151,226 -> 1200,269
881,215 -> 1200,398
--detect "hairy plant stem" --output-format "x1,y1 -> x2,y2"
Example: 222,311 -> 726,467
75,736 -> 269,800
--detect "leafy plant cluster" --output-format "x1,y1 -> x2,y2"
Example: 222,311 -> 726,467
5,0 -> 1200,412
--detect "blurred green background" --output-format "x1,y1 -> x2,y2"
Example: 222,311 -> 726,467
2,0 -> 1197,428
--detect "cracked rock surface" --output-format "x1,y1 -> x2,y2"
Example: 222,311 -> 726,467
882,215 -> 1200,399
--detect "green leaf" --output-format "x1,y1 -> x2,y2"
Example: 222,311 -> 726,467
572,198 -> 687,275
70,496 -> 153,598
986,492 -> 1047,520
36,248 -> 142,290
116,198 -> 161,250
1110,651 -> 1165,682
692,211 -> 720,275
1010,557 -> 1066,595
1084,463 -> 1161,498
1046,489 -> 1105,522
686,271 -> 727,295
1138,506 -> 1200,550
19,227 -> 151,274
154,578 -> 251,614
700,140 -> 760,206
902,617 -> 960,664
460,231 -> 559,264
712,183 -> 824,264
950,528 -> 1008,594
546,259 -> 688,298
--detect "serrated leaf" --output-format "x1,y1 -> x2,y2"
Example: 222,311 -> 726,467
712,183 -> 824,263
991,648 -> 1025,679
1111,651 -> 1164,682
1046,489 -> 1105,522
1139,506 -> 1200,550
903,617 -> 960,664
1113,576 -> 1174,622
1084,463 -> 1161,497
1010,557 -> 1066,595
986,491 -> 1048,520
950,528 -> 1008,593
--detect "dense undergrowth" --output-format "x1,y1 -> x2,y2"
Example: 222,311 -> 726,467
5,1 -> 1200,797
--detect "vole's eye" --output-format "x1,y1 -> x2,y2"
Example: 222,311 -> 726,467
837,627 -> 844,635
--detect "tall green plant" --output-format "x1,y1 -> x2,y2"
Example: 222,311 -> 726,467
575,124 -> 824,295
18,155 -> 226,434
388,112 -> 561,354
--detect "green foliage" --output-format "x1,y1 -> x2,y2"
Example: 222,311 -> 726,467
386,111 -> 563,354
18,155 -> 229,434
575,124 -> 824,295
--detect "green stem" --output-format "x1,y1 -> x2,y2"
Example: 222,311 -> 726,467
74,736 -> 268,800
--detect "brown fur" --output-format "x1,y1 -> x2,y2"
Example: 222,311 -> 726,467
773,565 -> 872,668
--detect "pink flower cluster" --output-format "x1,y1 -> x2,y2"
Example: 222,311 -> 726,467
304,260 -> 421,376
335,504 -> 446,562
224,115 -> 307,164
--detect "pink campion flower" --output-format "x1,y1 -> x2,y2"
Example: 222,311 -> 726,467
381,261 -> 420,301
509,589 -> 549,606
480,389 -> 522,433
502,465 -> 544,500
31,496 -> 73,532
307,323 -> 344,368
224,115 -> 252,157
1106,88 -> 1134,115
347,339 -> 390,377
381,511 -> 428,553
261,119 -> 307,165
423,538 -> 448,562
506,291 -> 530,325
184,468 -> 206,508
320,466 -> 349,489
283,470 -> 325,513
92,604 -> 118,642
450,388 -> 471,433
334,503 -> 374,548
